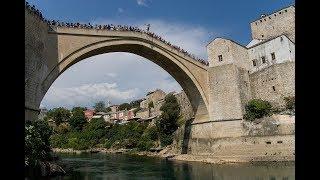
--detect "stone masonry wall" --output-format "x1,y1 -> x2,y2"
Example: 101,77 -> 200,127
173,114 -> 295,161
249,62 -> 295,108
25,9 -> 58,120
250,6 -> 295,42
207,38 -> 250,70
208,64 -> 248,121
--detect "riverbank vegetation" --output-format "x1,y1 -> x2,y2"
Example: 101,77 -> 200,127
49,94 -> 181,151
244,97 -> 295,121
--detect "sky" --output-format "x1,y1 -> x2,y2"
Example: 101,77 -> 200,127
28,0 -> 295,109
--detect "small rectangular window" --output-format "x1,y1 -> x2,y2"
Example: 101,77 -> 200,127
266,141 -> 271,144
218,55 -> 223,62
261,35 -> 264,38
261,56 -> 266,63
272,86 -> 276,91
252,59 -> 257,67
271,52 -> 276,60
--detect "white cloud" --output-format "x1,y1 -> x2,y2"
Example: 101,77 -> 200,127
42,82 -> 138,109
137,0 -> 148,7
106,73 -> 117,78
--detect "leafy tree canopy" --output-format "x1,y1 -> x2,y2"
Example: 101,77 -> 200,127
47,107 -> 71,126
106,107 -> 112,112
157,94 -> 180,146
69,107 -> 87,131
94,101 -> 106,112
119,103 -> 131,111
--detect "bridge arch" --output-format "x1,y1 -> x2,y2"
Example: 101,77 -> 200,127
41,33 -> 209,121
25,8 -> 209,121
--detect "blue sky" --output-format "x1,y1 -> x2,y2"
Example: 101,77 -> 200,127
30,0 -> 295,109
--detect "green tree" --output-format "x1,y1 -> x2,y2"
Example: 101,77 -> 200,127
129,99 -> 143,108
148,101 -> 154,109
119,103 -> 131,110
106,107 -> 112,112
72,106 -> 86,113
94,101 -> 106,112
25,119 -> 53,167
47,107 -> 71,126
69,107 -> 87,131
244,99 -> 272,121
157,94 -> 180,146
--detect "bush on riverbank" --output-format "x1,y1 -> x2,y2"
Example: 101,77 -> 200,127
244,99 -> 272,121
49,95 -> 182,151
25,119 -> 53,167
104,121 -> 149,149
50,118 -> 108,150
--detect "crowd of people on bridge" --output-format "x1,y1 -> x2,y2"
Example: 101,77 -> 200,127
26,2 -> 209,66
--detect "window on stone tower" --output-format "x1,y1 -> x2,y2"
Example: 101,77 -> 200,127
261,35 -> 264,38
271,52 -> 276,60
272,86 -> 276,91
261,56 -> 266,63
218,55 -> 223,62
252,59 -> 257,66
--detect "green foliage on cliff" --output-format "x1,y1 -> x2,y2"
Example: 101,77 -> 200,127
244,99 -> 272,121
157,94 -> 180,146
148,101 -> 154,109
25,119 -> 53,167
118,103 -> 131,111
129,99 -> 143,108
106,107 -> 112,112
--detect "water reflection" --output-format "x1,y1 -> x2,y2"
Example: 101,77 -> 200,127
56,153 -> 294,180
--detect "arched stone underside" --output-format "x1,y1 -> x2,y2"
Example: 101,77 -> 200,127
25,10 -> 209,123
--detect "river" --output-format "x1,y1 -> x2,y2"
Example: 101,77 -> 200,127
53,153 -> 294,180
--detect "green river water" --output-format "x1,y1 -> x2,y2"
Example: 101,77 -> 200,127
51,153 -> 294,180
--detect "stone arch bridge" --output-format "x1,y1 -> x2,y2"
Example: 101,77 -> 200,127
25,9 -> 211,123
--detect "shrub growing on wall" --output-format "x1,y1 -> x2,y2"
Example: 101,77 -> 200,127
244,99 -> 272,121
284,96 -> 295,110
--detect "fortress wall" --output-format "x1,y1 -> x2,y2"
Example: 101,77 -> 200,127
188,134 -> 294,162
249,62 -> 295,108
207,39 -> 234,67
173,115 -> 294,161
207,65 -> 244,121
207,38 -> 249,70
250,6 -> 295,42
